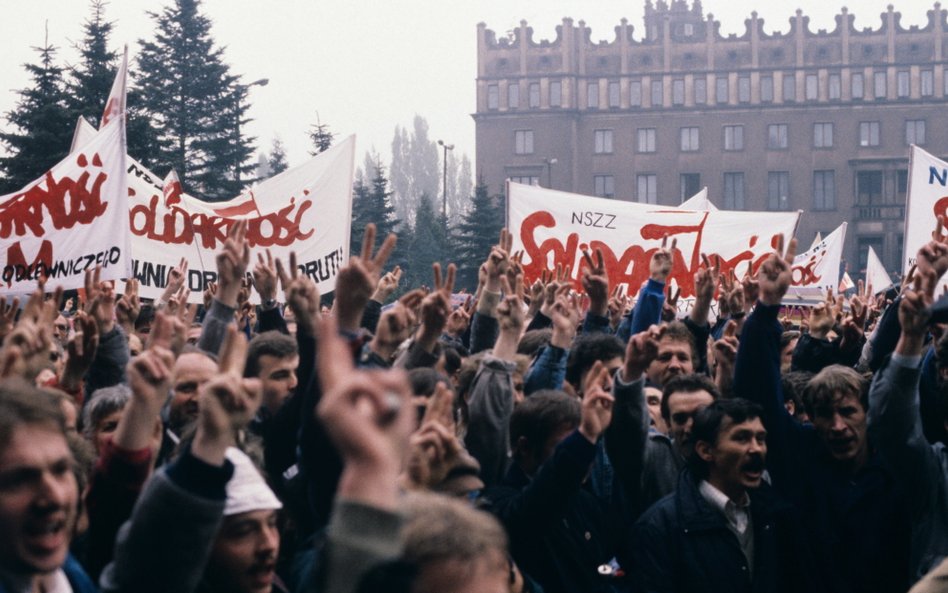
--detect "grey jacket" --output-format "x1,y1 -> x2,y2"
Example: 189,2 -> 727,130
464,355 -> 517,489
606,374 -> 683,517
869,354 -> 948,583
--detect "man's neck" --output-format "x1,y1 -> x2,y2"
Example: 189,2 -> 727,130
706,476 -> 748,505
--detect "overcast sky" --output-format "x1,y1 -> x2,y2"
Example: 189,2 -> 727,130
0,0 -> 939,171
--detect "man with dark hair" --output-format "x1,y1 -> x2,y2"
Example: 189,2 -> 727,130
0,379 -> 97,592
245,331 -> 299,417
630,398 -> 818,593
486,371 -> 626,593
660,373 -> 720,461
565,334 -> 624,393
733,236 -> 910,593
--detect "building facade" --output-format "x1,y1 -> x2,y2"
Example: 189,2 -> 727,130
474,0 -> 948,275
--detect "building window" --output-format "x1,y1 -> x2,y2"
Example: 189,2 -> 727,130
874,71 -> 887,100
594,129 -> 614,154
637,174 -> 658,204
859,121 -> 880,147
672,79 -> 685,106
683,23 -> 695,36
767,171 -> 791,211
528,83 -> 540,108
897,70 -> 910,98
806,74 -> 818,100
813,170 -> 836,211
852,72 -> 864,99
829,73 -> 841,100
680,127 -> 700,152
922,70 -> 934,96
782,74 -> 796,102
724,125 -> 744,151
768,124 -> 789,149
761,76 -> 774,102
514,130 -> 534,154
637,128 -> 657,153
680,173 -> 701,202
587,82 -> 599,109
594,175 -> 615,198
724,172 -> 745,210
508,83 -> 520,109
906,120 -> 926,145
738,76 -> 751,103
716,77 -> 728,104
487,84 -> 499,109
630,81 -> 642,107
857,171 -> 884,205
509,176 -> 540,186
550,81 -> 562,107
695,78 -> 707,104
608,81 -> 620,108
813,123 -> 833,148
897,170 -> 908,203
858,237 -> 885,271
944,68 -> 948,95
651,80 -> 663,107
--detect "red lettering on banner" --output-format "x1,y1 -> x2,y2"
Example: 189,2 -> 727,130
0,156 -> 109,239
129,195 -> 315,249
933,196 -> 948,221
519,210 -> 784,298
792,250 -> 826,285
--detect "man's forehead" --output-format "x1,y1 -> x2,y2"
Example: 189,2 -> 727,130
668,389 -> 713,411
174,352 -> 217,375
719,415 -> 766,435
658,337 -> 691,353
0,424 -> 70,468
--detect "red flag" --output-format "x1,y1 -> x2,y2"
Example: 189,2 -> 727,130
211,190 -> 262,218
162,170 -> 183,207
100,46 -> 127,128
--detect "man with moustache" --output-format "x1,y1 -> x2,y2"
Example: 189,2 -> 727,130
630,399 -> 819,593
0,380 -> 97,593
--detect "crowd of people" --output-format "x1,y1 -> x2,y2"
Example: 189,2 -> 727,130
2,217 -> 948,593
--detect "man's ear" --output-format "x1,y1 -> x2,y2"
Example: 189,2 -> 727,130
695,440 -> 714,464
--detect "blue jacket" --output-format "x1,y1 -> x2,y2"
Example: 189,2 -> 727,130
0,555 -> 98,593
630,471 -> 823,593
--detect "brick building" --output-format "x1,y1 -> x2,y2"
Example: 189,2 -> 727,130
473,0 -> 948,274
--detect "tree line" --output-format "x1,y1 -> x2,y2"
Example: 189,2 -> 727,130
0,0 -> 506,292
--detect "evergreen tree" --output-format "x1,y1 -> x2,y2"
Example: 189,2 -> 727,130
137,0 -> 255,199
404,193 -> 448,290
350,158 -> 400,261
267,136 -> 289,175
68,0 -> 117,124
0,38 -> 73,193
453,179 -> 504,291
308,112 -> 334,155
388,115 -> 440,224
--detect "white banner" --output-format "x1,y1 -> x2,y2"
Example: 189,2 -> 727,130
906,145 -> 948,274
127,135 -> 356,302
507,183 -> 802,300
785,222 -> 846,304
866,246 -> 893,295
0,116 -> 130,292
679,187 -> 718,211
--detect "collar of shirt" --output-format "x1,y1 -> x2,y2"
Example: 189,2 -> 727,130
699,479 -> 751,534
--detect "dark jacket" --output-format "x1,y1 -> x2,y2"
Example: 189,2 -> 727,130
485,430 -> 627,593
629,471 -> 822,593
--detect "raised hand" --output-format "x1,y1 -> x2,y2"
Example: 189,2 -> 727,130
372,266 -> 402,304
899,267 -> 936,340
916,216 -> 948,280
215,221 -> 251,308
712,319 -> 739,373
370,289 -> 422,362
115,278 -> 141,335
0,296 -> 20,343
691,254 -> 720,326
316,314 -> 413,509
83,267 -> 116,334
416,263 -> 456,351
159,257 -> 189,307
193,326 -> 262,465
334,223 -> 397,332
203,281 -> 218,311
579,361 -> 615,443
0,319 -> 52,381
661,285 -> 680,322
757,235 -> 797,306
740,261 -> 759,311
608,285 -> 628,330
484,228 -> 512,293
252,249 -> 279,305
550,291 -> 581,349
623,324 -> 664,381
650,235 -> 676,282
581,248 -> 609,317
808,291 -> 837,340
60,312 -> 99,391
276,251 -> 321,336
119,314 -> 177,451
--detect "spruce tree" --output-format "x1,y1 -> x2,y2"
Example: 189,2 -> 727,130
137,0 -> 255,199
404,193 -> 448,290
453,179 -> 504,291
68,0 -> 117,124
350,159 -> 400,261
0,39 -> 73,193
267,136 -> 289,175
308,113 -> 334,155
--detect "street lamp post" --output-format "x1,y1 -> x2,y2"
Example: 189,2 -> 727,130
234,78 -> 269,188
545,157 -> 558,188
437,139 -> 454,220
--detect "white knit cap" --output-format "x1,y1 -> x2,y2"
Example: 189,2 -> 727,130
224,447 -> 283,516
